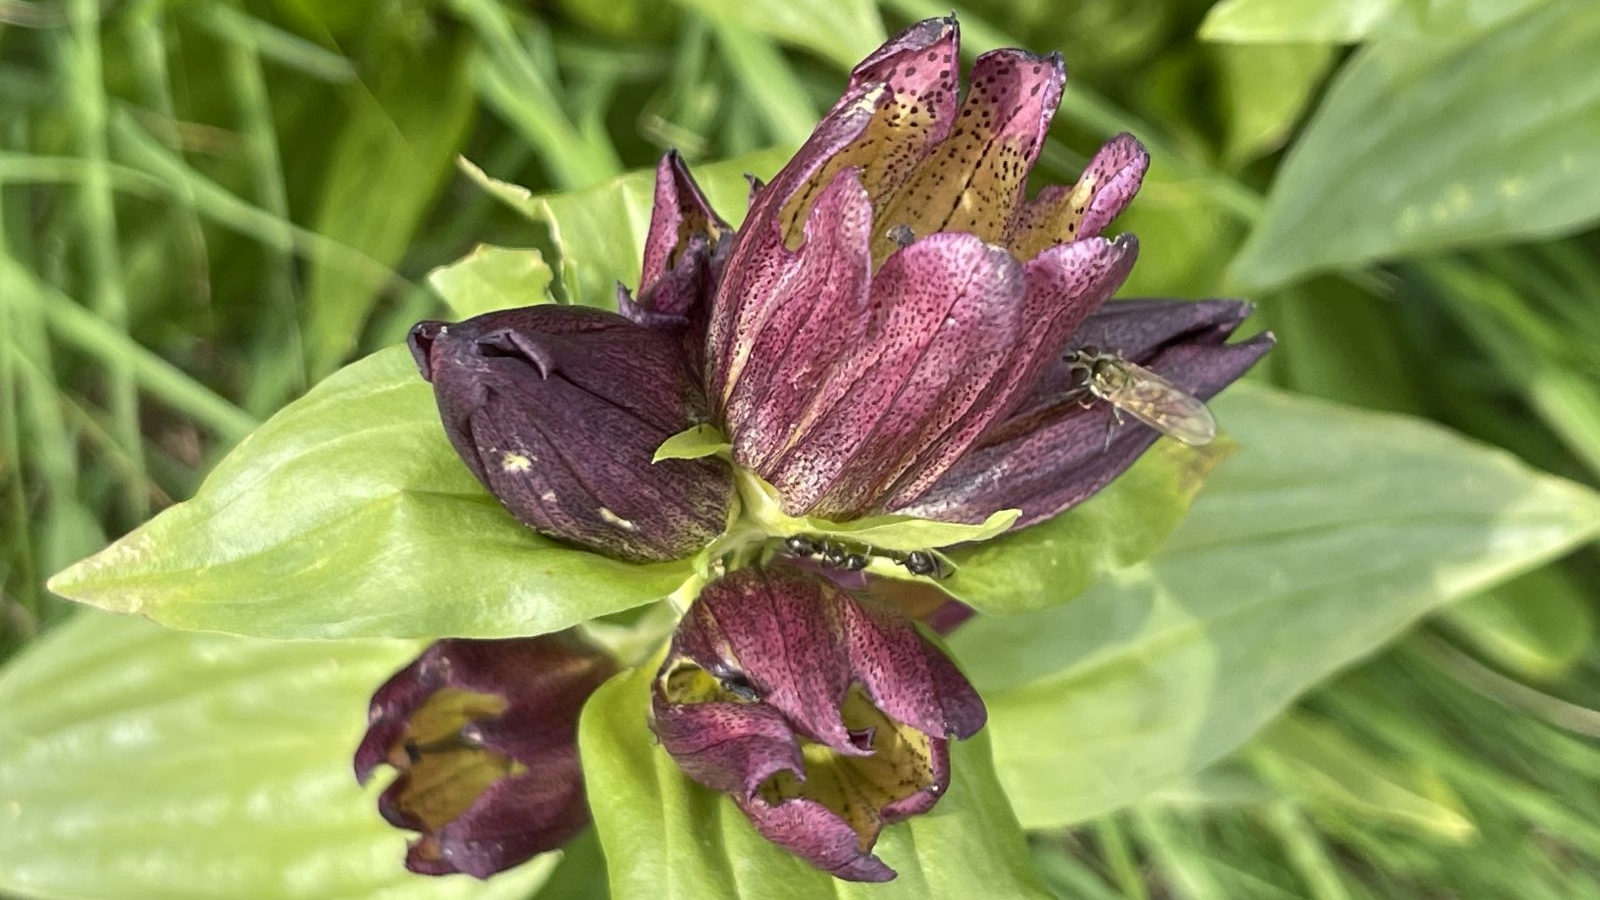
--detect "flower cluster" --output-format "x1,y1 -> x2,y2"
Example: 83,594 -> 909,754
358,16 -> 1272,882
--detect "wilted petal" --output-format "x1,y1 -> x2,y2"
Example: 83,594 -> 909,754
871,49 -> 1065,261
355,634 -> 619,878
756,231 -> 1026,518
651,565 -> 984,881
893,299 -> 1275,526
1006,133 -> 1150,259
624,151 -> 731,330
409,306 -> 733,562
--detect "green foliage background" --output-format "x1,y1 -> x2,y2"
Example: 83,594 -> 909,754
3,0 -> 1600,897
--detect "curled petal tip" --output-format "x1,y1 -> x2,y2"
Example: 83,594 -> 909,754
408,320 -> 446,381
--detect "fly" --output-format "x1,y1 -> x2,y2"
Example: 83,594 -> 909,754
1063,346 -> 1216,447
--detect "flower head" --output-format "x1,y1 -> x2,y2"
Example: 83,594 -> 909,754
408,305 -> 734,562
354,634 -> 618,877
651,564 -> 984,881
705,17 -> 1162,521
380,14 -> 1275,887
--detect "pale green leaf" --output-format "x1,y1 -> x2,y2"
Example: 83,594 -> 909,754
1200,0 -> 1550,43
49,348 -> 690,639
0,612 -> 558,900
1229,0 -> 1600,290
578,663 -> 1051,900
462,147 -> 793,307
427,245 -> 557,319
941,436 -> 1233,615
1210,42 -> 1336,166
733,467 -> 1021,554
653,424 -> 732,462
948,384 -> 1600,828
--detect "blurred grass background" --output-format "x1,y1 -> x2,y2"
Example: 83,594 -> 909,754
2,0 -> 1599,897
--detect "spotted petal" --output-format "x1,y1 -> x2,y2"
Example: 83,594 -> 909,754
651,565 -> 984,881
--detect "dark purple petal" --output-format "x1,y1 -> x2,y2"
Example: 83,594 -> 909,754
624,153 -> 732,376
757,231 -> 1026,518
650,695 -> 803,797
892,300 -> 1275,526
356,635 -> 619,878
410,305 -> 733,562
1006,133 -> 1150,257
650,565 -> 984,882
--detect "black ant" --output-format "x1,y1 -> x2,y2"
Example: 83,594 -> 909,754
783,535 -> 946,579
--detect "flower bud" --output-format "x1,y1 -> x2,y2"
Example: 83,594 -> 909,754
408,305 -> 734,562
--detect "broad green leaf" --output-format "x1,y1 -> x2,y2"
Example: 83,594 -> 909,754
0,612 -> 557,900
462,147 -> 793,307
1229,0 -> 1600,291
427,244 -> 557,319
1210,42 -> 1336,166
578,663 -> 1051,900
669,0 -> 885,71
948,383 -> 1600,828
1247,711 -> 1475,840
941,436 -> 1233,615
1440,566 -> 1595,680
49,348 -> 691,639
303,32 -> 478,378
1200,0 -> 1549,43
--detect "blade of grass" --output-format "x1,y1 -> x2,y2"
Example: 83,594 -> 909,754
1414,256 -> 1600,480
185,3 -> 355,84
210,8 -> 307,414
0,256 -> 256,443
1261,803 -> 1355,900
1130,809 -> 1230,900
711,16 -> 819,147
450,0 -> 622,188
103,110 -> 408,297
1090,817 -> 1149,900
64,0 -> 145,520
118,0 -> 211,315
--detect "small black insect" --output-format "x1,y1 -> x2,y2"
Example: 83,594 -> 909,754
902,550 -> 942,577
785,534 -> 820,557
781,532 -> 948,579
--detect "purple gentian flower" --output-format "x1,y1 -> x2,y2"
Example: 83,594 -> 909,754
355,634 -> 617,877
651,564 -> 985,882
363,14 -> 1273,884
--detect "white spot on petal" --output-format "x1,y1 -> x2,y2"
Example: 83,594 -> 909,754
501,452 -> 532,472
599,508 -> 638,531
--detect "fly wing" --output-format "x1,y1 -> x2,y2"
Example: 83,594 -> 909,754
1111,360 -> 1216,445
